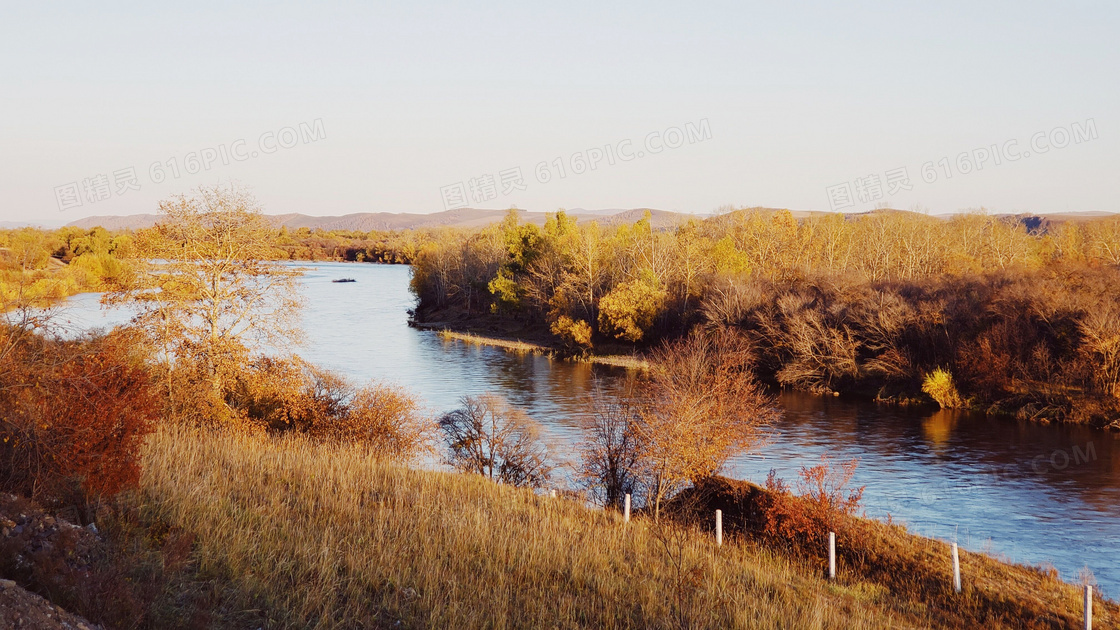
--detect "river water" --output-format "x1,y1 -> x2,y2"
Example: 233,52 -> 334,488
54,261 -> 1120,595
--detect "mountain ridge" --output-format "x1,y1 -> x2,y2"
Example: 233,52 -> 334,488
58,207 -> 1120,233
64,208 -> 690,231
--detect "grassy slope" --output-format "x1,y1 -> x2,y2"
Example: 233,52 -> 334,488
138,427 -> 1113,629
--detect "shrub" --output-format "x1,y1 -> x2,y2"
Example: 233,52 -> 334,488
326,382 -> 433,461
760,456 -> 864,552
226,357 -> 434,461
0,329 -> 158,506
922,367 -> 965,408
550,315 -> 593,351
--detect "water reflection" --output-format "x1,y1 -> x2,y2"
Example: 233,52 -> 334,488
922,409 -> 959,451
53,261 -> 1120,596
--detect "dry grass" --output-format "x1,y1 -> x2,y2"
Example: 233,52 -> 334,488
437,329 -> 547,354
584,354 -> 650,370
437,328 -> 651,369
139,425 -> 940,629
839,516 -> 1116,629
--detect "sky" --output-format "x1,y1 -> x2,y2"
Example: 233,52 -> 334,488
1,1 -> 1117,224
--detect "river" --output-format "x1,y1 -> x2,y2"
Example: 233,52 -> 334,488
53,261 -> 1120,595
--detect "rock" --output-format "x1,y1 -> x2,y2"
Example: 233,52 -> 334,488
0,581 -> 102,629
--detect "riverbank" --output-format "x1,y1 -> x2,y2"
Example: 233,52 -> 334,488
9,425 -> 1109,629
411,320 -> 650,370
412,301 -> 1120,430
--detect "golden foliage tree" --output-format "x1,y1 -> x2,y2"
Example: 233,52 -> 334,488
107,185 -> 303,420
597,271 -> 667,342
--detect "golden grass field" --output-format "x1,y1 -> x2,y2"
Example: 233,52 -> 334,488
137,426 -> 1115,629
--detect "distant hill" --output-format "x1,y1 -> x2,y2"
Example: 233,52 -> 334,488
65,208 -> 689,231
62,207 -> 1118,233
63,214 -> 163,231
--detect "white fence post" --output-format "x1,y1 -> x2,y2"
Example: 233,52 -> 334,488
549,489 -> 556,499
828,532 -> 836,579
715,509 -> 722,547
1084,584 -> 1093,630
624,493 -> 631,523
951,542 -> 961,593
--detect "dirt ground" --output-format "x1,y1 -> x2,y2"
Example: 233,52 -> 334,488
0,579 -> 100,630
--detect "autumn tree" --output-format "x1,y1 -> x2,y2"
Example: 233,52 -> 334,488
597,270 -> 667,342
637,330 -> 779,518
107,184 -> 303,421
1078,301 -> 1120,400
489,210 -> 544,313
1083,215 -> 1120,265
558,220 -> 605,324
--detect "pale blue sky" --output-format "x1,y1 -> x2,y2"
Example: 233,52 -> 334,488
1,1 -> 1117,223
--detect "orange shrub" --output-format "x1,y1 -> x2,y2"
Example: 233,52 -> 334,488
226,357 -> 434,461
0,328 -> 158,505
760,456 -> 864,553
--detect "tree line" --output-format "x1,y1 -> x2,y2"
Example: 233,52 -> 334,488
0,221 -> 421,308
409,208 -> 1120,425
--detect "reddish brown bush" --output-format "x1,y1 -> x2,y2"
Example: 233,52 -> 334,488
0,328 -> 158,506
760,456 -> 864,553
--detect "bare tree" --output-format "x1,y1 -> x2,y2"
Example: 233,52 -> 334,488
1078,301 -> 1120,400
439,394 -> 552,488
578,382 -> 646,510
649,514 -> 706,630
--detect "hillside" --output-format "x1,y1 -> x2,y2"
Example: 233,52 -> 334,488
118,425 -> 1115,629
